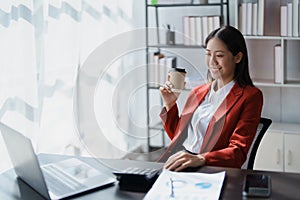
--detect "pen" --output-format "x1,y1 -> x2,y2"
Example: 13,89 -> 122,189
169,178 -> 174,199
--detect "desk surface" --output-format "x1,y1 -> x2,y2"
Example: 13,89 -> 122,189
1,154 -> 300,200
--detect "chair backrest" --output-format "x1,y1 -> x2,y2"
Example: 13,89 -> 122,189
243,117 -> 272,170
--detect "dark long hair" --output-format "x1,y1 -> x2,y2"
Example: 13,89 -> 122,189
205,26 -> 254,87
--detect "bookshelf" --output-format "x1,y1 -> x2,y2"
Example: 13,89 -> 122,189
235,0 -> 300,172
145,0 -> 229,153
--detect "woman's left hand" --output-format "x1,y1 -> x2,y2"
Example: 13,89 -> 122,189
164,151 -> 206,172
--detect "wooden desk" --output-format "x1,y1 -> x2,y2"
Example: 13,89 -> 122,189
0,154 -> 299,200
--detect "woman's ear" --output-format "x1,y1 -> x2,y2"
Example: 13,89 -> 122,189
234,52 -> 243,64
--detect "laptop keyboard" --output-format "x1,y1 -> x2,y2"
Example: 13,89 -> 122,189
42,164 -> 87,196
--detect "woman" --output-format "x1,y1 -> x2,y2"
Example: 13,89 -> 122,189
159,26 -> 263,171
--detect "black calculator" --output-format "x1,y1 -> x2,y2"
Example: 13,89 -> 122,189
113,167 -> 161,192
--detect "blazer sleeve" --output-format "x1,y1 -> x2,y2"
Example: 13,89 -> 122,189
160,104 -> 180,140
159,85 -> 207,141
203,88 -> 263,168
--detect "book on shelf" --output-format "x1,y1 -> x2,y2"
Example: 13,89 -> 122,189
165,56 -> 177,68
287,3 -> 293,37
159,57 -> 167,85
208,16 -> 214,37
148,51 -> 164,87
239,1 -> 266,36
252,2 -> 258,35
148,51 -> 177,87
162,56 -> 176,84
201,15 -> 209,45
213,15 -> 220,31
257,0 -> 265,35
281,5 -> 288,36
239,2 -> 247,34
148,51 -> 155,85
246,2 -> 252,35
238,4 -> 242,33
183,15 -> 220,46
195,16 -> 203,46
280,0 -> 298,37
274,44 -> 283,84
183,16 -> 190,45
293,0 -> 299,37
189,16 -> 197,45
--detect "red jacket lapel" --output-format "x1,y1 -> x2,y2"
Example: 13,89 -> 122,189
176,83 -> 210,137
200,83 -> 243,153
161,84 -> 210,159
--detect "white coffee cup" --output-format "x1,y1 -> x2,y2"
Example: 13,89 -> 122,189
168,68 -> 186,93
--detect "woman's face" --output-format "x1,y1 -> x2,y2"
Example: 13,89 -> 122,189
205,37 -> 241,85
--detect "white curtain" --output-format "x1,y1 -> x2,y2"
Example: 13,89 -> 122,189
0,0 -> 146,172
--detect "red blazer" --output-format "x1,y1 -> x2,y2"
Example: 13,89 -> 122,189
159,82 -> 263,168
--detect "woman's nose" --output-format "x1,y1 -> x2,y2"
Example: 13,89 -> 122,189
209,55 -> 217,66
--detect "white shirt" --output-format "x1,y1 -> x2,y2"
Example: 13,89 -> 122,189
183,80 -> 235,153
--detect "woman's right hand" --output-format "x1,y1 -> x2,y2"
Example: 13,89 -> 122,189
159,80 -> 180,111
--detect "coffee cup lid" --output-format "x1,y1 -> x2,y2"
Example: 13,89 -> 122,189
169,68 -> 186,73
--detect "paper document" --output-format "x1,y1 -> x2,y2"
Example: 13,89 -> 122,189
144,170 -> 226,200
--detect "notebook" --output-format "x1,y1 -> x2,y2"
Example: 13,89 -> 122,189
0,122 -> 116,200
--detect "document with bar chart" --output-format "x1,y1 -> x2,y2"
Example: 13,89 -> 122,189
144,170 -> 226,200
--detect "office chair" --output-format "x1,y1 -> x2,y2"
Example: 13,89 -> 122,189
243,117 -> 272,170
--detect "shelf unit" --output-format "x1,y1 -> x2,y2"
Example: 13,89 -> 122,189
235,1 -> 300,123
245,36 -> 300,87
235,0 -> 300,171
145,0 -> 229,152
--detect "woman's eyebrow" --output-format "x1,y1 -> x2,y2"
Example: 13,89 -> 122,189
205,49 -> 226,53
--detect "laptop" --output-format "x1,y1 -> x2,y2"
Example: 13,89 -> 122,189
0,122 -> 116,200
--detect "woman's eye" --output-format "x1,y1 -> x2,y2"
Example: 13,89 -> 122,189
216,54 -> 224,57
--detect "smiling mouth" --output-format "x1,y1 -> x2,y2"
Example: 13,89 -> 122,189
208,66 -> 221,71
